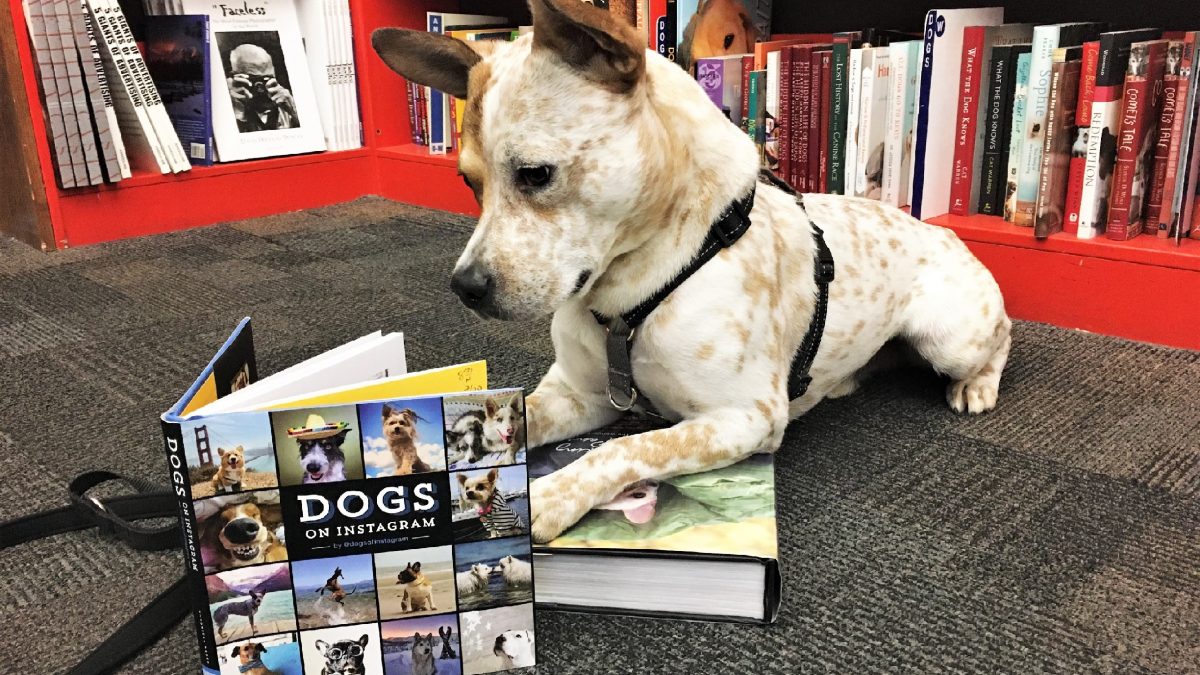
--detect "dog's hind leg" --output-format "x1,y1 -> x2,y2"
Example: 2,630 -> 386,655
530,403 -> 784,542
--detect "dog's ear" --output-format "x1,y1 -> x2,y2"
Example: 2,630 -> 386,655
358,633 -> 370,647
333,429 -> 350,445
315,639 -> 329,655
487,467 -> 499,483
218,447 -> 226,457
231,646 -> 242,657
530,0 -> 646,93
371,28 -> 481,100
457,473 -> 469,485
382,403 -> 394,418
485,397 -> 498,417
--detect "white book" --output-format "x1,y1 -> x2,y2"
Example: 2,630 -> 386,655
910,6 -> 1005,219
883,41 -> 919,206
38,0 -> 90,184
53,0 -> 103,184
340,0 -> 359,149
22,0 -> 77,187
765,49 -> 780,173
77,0 -> 128,179
844,47 -> 863,195
177,0 -> 327,161
855,47 -> 890,200
297,0 -> 337,149
86,0 -> 172,173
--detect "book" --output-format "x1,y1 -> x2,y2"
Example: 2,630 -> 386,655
818,50 -> 832,192
950,24 -> 1034,215
424,13 -> 506,155
696,54 -> 748,126
883,40 -> 919,206
809,47 -> 829,193
764,48 -> 782,175
844,46 -> 863,195
676,0 -> 766,70
1062,40 -> 1100,233
827,32 -> 860,195
42,0 -> 92,183
1107,40 -> 1168,240
748,70 -> 766,159
1004,49 -> 1033,221
54,0 -> 104,184
529,419 -> 781,623
161,319 -> 536,674
1034,46 -> 1082,238
1013,22 -> 1105,227
779,46 -> 795,186
22,0 -> 78,187
1169,33 -> 1200,240
1146,40 -> 1185,236
911,7 -> 1005,220
144,15 -> 214,166
854,46 -> 890,200
1075,29 -> 1162,238
786,44 -> 816,189
977,44 -> 1023,215
650,0 -> 670,58
77,0 -> 128,180
297,0 -> 359,152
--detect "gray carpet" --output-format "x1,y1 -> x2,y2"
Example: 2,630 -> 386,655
1,197 -> 1197,674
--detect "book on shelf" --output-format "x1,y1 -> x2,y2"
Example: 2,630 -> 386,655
778,45 -> 796,187
817,50 -> 832,192
54,0 -> 104,184
1162,32 -> 1200,240
77,0 -> 129,180
696,54 -> 749,127
1107,39 -> 1168,240
853,45 -> 890,200
826,32 -> 860,195
810,47 -> 830,193
424,13 -> 507,154
748,69 -> 766,157
1034,46 -> 1082,239
297,0 -> 362,152
844,45 -> 864,196
977,44 -> 1023,215
1146,39 -> 1185,236
910,6 -> 1005,220
22,0 -> 80,187
950,24 -> 1034,216
529,418 -> 781,624
161,319 -> 537,674
1003,48 -> 1033,221
882,40 -> 919,207
144,15 -> 214,166
1062,40 -> 1100,233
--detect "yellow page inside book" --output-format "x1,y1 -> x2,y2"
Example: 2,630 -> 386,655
255,361 -> 487,409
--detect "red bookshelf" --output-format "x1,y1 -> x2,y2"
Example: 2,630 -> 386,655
1,1 -> 1198,351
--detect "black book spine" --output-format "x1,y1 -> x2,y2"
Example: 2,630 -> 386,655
665,0 -> 677,62
980,46 -> 1014,214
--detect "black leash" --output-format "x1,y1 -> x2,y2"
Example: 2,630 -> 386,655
0,471 -> 189,675
593,171 -> 835,413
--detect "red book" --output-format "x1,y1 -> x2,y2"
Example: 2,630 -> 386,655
950,26 -> 986,215
1063,40 -> 1099,235
779,48 -> 794,187
1148,39 -> 1185,237
1107,40 -> 1168,241
819,50 -> 833,193
790,45 -> 814,191
807,48 -> 828,192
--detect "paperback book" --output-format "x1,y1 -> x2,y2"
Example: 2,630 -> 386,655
529,418 -> 781,624
162,319 -> 536,675
144,15 -> 214,165
1034,46 -> 1082,238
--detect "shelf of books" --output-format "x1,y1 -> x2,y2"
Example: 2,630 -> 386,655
3,1 -> 1200,349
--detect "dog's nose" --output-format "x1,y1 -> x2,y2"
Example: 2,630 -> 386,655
225,518 -> 260,542
451,264 -> 494,309
306,462 -> 322,473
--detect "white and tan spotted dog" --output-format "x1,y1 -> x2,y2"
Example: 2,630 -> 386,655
372,0 -> 1011,543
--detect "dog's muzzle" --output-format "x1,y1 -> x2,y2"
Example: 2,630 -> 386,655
450,263 -> 498,316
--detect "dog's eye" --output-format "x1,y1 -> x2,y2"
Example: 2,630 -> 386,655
723,33 -> 735,49
516,165 -> 554,190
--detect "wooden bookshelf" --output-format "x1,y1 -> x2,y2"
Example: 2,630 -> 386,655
2,1 -> 1199,350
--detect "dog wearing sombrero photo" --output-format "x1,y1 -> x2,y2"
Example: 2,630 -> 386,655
270,405 -> 365,487
372,0 -> 1011,544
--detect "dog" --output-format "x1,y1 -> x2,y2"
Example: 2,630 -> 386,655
211,446 -> 246,494
396,562 -> 436,613
438,625 -> 457,659
482,395 -> 525,464
496,555 -> 532,586
410,632 -> 437,675
493,630 -> 535,669
201,501 -> 287,569
230,642 -> 276,675
372,0 -> 1011,543
315,635 -> 368,675
446,410 -> 488,465
230,363 -> 251,392
212,590 -> 265,638
458,468 -> 526,538
288,414 -> 350,483
456,563 -> 492,595
677,0 -> 757,71
318,566 -> 356,605
382,404 -> 433,475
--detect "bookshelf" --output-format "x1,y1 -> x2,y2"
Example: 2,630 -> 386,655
1,1 -> 1198,350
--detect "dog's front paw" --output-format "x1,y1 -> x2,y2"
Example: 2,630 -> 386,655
530,474 -> 593,543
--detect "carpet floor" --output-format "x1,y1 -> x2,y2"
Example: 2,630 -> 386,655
1,197 -> 1197,674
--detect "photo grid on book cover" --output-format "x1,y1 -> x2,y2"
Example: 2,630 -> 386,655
180,391 -> 534,675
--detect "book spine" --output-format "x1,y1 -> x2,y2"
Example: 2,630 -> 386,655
794,48 -> 811,191
844,48 -> 862,196
779,48 -> 793,187
978,47 -> 1010,215
55,0 -> 102,184
1014,26 -> 1061,227
747,69 -> 760,148
1107,58 -> 1157,240
161,418 -> 218,671
665,0 -> 676,62
40,0 -> 89,185
407,82 -> 419,144
828,41 -> 848,194
25,0 -> 78,187
853,51 -> 878,198
426,13 -> 446,154
740,55 -> 752,135
882,45 -> 907,206
650,0 -> 668,56
816,51 -> 831,193
79,0 -> 127,179
1172,34 -> 1200,239
1147,45 -> 1181,236
910,11 -> 937,218
1035,59 -> 1079,239
1063,41 -> 1099,233
1004,52 -> 1032,222
807,49 -> 823,193
950,26 -> 984,215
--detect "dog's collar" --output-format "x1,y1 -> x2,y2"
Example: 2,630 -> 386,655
593,171 -> 835,413
238,660 -> 265,673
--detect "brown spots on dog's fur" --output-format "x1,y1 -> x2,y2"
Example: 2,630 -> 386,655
696,343 -> 715,360
887,237 -> 902,250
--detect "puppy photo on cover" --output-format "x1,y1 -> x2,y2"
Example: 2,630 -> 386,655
450,466 -> 530,544
300,623 -> 384,675
270,406 -> 364,486
182,412 -> 279,498
358,398 -> 447,478
371,0 -> 1012,544
206,562 -> 298,646
376,545 -> 457,621
195,489 -> 288,573
290,553 -> 379,630
218,632 -> 302,675
443,392 -> 527,470
380,613 -> 462,675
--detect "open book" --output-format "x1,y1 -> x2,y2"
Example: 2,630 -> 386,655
161,319 -> 535,675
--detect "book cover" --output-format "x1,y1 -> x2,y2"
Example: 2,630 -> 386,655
1107,40 -> 1168,240
882,41 -> 918,206
818,50 -> 832,192
676,0 -> 769,71
77,0 -> 128,180
162,320 -> 536,675
827,33 -> 860,195
528,419 -> 780,623
1034,47 -> 1081,238
977,44 -> 1023,215
145,15 -> 214,165
1170,33 -> 1200,240
1013,22 -> 1105,227
911,7 -> 1005,220
1004,50 -> 1032,221
854,46 -> 890,200
1075,29 -> 1162,238
809,47 -> 829,193
844,47 -> 863,196
22,0 -> 78,187
1147,40 -> 1184,236
788,45 -> 813,189
696,54 -> 748,126
1062,40 -> 1099,233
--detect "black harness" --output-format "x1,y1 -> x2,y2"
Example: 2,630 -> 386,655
592,171 -> 836,416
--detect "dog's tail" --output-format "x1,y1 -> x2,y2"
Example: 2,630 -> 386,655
344,584 -> 358,596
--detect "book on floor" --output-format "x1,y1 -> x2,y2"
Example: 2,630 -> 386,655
161,319 -> 536,675
529,418 -> 782,624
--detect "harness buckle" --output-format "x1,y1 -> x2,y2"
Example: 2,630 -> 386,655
607,383 -> 639,411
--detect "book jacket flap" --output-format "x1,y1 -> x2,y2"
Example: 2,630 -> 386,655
165,316 -> 256,421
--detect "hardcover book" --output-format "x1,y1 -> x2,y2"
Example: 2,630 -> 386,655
696,54 -> 749,126
144,15 -> 214,165
827,32 -> 861,195
161,320 -> 536,675
1004,50 -> 1032,221
529,418 -> 781,624
1146,40 -> 1184,235
809,47 -> 830,192
818,50 -> 832,192
1062,40 -> 1100,233
882,40 -> 919,206
1107,40 -> 1168,240
854,46 -> 891,200
977,44 -> 1024,215
1171,33 -> 1200,240
1034,46 -> 1082,238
